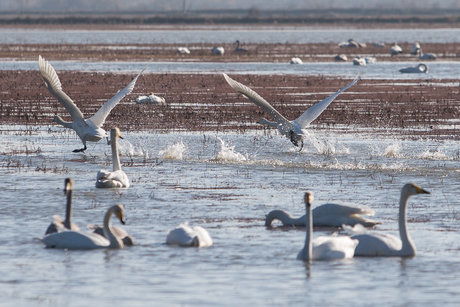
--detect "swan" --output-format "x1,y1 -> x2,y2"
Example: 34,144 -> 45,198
351,183 -> 430,257
38,55 -> 143,152
410,42 -> 421,55
87,223 -> 133,246
135,92 -> 166,105
352,56 -> 367,66
399,63 -> 428,74
390,43 -> 403,56
223,73 -> 359,149
177,47 -> 190,54
339,39 -> 360,48
234,40 -> 248,52
297,191 -> 358,261
42,204 -> 127,250
212,46 -> 224,55
290,57 -> 303,64
334,54 -> 348,61
96,127 -> 130,188
265,199 -> 379,228
45,178 -> 80,234
166,222 -> 213,247
417,49 -> 437,60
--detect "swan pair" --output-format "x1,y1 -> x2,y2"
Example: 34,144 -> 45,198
38,55 -> 144,152
297,183 -> 430,261
223,73 -> 359,150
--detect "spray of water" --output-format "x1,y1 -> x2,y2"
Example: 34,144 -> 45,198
215,137 -> 247,162
159,141 -> 187,160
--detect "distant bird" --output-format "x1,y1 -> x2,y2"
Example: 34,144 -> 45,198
399,63 -> 428,74
364,56 -> 376,64
352,56 -> 367,66
212,46 -> 225,55
166,222 -> 213,247
339,38 -> 360,48
351,183 -> 430,257
410,42 -> 421,55
297,191 -> 358,261
135,92 -> 166,105
417,49 -> 437,60
233,40 -> 248,52
96,127 -> 130,188
373,42 -> 385,48
223,73 -> 359,150
334,54 -> 348,61
290,57 -> 303,64
177,47 -> 190,54
390,43 -> 403,56
38,55 -> 143,152
45,178 -> 80,235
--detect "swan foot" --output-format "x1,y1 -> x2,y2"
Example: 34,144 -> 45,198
73,145 -> 87,153
299,140 -> 304,152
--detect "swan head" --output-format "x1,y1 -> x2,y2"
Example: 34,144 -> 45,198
112,204 -> 126,225
289,130 -> 303,147
403,183 -> 430,197
304,191 -> 313,207
110,127 -> 123,141
64,178 -> 74,194
418,64 -> 428,73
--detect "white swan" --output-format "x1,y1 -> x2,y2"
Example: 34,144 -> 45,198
351,183 -> 430,257
96,127 -> 130,188
42,204 -> 127,250
410,42 -> 421,55
265,194 -> 379,227
223,73 -> 359,149
45,178 -> 80,234
234,40 -> 248,52
290,57 -> 303,64
166,222 -> 213,247
38,55 -> 143,152
212,46 -> 225,55
417,48 -> 437,60
390,43 -> 403,56
352,56 -> 367,66
399,63 -> 428,74
177,47 -> 190,54
339,39 -> 361,48
297,192 -> 358,261
136,92 -> 166,105
87,223 -> 134,246
334,54 -> 348,61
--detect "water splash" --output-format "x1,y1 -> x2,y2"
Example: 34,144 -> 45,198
419,148 -> 449,161
159,141 -> 186,160
215,138 -> 247,162
384,142 -> 401,158
118,140 -> 149,158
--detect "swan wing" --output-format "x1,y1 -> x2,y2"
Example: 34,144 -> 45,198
313,203 -> 375,217
293,77 -> 359,128
312,236 -> 358,260
38,55 -> 85,121
223,73 -> 291,127
352,233 -> 402,256
88,68 -> 145,128
191,226 -> 213,247
42,230 -> 110,250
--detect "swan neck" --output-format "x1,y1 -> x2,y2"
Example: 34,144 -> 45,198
266,210 -> 304,226
64,189 -> 72,229
399,188 -> 415,256
111,134 -> 121,172
103,208 -> 123,248
303,201 -> 313,261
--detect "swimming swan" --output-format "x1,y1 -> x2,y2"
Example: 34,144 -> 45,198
45,178 -> 80,234
223,73 -> 359,149
96,127 -> 130,188
297,191 -> 358,261
266,201 -> 379,228
38,55 -> 143,152
87,223 -> 134,246
42,204 -> 127,250
399,63 -> 428,74
166,222 -> 213,247
351,183 -> 430,257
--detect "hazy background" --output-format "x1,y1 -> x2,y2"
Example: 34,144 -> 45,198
1,0 -> 459,13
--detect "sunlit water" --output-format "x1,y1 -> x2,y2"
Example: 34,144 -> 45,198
0,125 -> 459,306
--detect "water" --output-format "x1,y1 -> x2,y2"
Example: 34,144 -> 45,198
1,27 -> 460,44
0,125 -> 459,306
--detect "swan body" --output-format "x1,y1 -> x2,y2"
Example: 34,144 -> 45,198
38,55 -> 143,152
177,47 -> 190,54
339,39 -> 361,48
45,178 -> 80,234
96,127 -> 130,188
417,49 -> 437,60
334,54 -> 348,61
136,92 -> 166,105
166,222 -> 213,247
390,43 -> 403,56
352,56 -> 367,66
42,204 -> 127,250
351,183 -> 430,257
88,224 -> 133,246
290,57 -> 303,64
234,40 -> 248,52
223,73 -> 359,149
266,202 -> 379,228
410,42 -> 421,55
297,192 -> 358,261
399,63 -> 428,74
212,46 -> 225,55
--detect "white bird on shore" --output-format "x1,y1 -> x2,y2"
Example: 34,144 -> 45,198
166,222 -> 213,247
410,42 -> 421,55
417,48 -> 437,60
352,56 -> 367,66
297,192 -> 358,261
42,204 -> 128,250
96,127 -> 130,188
390,43 -> 403,56
290,57 -> 303,64
212,46 -> 225,55
223,73 -> 359,150
135,92 -> 166,105
38,55 -> 143,152
399,63 -> 428,74
177,47 -> 190,54
334,54 -> 348,61
45,178 -> 80,235
351,183 -> 430,257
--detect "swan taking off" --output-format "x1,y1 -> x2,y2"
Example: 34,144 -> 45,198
45,178 -> 80,235
266,199 -> 379,228
297,192 -> 358,261
42,204 -> 128,250
38,55 -> 143,152
223,73 -> 359,149
96,127 -> 130,188
399,63 -> 428,74
351,183 -> 430,257
166,222 -> 213,247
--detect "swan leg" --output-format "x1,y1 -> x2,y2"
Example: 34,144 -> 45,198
299,140 -> 304,152
73,145 -> 87,153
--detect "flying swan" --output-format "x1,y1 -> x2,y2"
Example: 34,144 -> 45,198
351,183 -> 430,257
297,191 -> 358,261
223,73 -> 359,149
38,55 -> 144,152
42,204 -> 128,250
45,178 -> 80,234
96,127 -> 130,188
166,222 -> 213,247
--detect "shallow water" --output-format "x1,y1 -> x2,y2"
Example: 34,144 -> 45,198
0,125 -> 459,306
